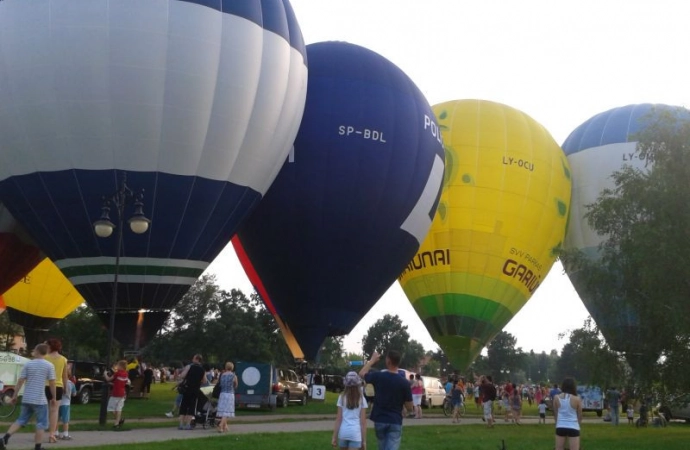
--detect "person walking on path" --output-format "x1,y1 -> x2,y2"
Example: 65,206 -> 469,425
105,360 -> 129,429
0,343 -> 57,450
216,362 -> 238,433
331,371 -> 368,449
451,377 -> 465,424
44,338 -> 68,443
553,378 -> 583,450
359,350 -> 412,450
606,386 -> 621,426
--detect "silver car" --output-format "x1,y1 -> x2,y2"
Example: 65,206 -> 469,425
659,394 -> 690,422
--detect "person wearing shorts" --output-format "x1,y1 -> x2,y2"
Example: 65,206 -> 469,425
0,343 -> 57,450
105,360 -> 129,429
480,375 -> 497,428
58,377 -> 77,439
553,378 -> 583,450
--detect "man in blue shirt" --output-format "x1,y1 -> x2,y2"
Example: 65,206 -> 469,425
359,350 -> 413,450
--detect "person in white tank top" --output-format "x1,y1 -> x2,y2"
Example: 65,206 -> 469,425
553,377 -> 583,450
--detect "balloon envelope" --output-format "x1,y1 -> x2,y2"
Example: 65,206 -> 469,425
0,0 -> 307,341
234,41 -> 445,360
561,103 -> 686,353
0,203 -> 42,295
3,258 -> 84,331
399,100 -> 572,370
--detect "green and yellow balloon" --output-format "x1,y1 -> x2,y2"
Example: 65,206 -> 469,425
399,99 -> 572,370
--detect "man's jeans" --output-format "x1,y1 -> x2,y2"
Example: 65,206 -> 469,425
611,405 -> 620,425
374,422 -> 403,450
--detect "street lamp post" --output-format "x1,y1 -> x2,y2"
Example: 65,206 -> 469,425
93,173 -> 150,426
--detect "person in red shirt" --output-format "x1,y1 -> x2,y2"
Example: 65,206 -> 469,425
105,360 -> 129,429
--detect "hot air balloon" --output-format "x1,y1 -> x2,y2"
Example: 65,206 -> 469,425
0,0 -> 308,347
561,103 -> 686,356
0,203 -> 42,295
233,41 -> 445,360
2,258 -> 84,347
399,100 -> 572,370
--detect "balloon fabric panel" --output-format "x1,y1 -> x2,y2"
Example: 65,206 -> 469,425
0,0 -> 308,328
0,203 -> 42,295
399,99 -> 572,370
3,258 -> 84,330
236,41 -> 445,360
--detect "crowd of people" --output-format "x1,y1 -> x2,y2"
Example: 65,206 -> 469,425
0,342 -> 606,450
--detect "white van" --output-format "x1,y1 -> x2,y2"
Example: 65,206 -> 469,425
421,376 -> 446,408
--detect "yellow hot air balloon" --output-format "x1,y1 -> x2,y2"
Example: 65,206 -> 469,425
3,258 -> 84,332
399,100 -> 571,370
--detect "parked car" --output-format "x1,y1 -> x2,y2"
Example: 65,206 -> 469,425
275,368 -> 309,407
324,375 -> 344,393
420,376 -> 446,408
659,394 -> 690,422
68,360 -> 109,405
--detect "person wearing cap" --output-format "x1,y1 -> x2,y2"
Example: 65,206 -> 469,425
359,350 -> 412,450
331,372 -> 367,449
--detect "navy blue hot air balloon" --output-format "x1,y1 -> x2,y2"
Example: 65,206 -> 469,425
0,0 -> 308,346
562,104 -> 688,354
233,41 -> 445,360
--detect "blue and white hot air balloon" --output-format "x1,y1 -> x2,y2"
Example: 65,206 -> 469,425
233,41 -> 445,360
0,0 -> 308,345
562,103 -> 687,354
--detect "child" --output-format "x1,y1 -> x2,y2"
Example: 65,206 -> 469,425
105,360 -> 128,429
627,405 -> 634,425
331,371 -> 367,450
57,374 -> 77,439
538,399 -> 547,424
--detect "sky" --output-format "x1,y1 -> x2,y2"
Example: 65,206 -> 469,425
206,0 -> 690,357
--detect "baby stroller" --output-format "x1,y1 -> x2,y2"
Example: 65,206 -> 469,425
191,386 -> 218,429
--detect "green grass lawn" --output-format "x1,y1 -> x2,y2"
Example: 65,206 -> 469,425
53,423 -> 690,450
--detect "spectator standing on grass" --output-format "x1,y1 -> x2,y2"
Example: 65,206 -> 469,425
538,399 -> 548,424
331,372 -> 368,450
359,350 -> 413,450
511,384 -> 522,425
177,354 -> 205,430
480,375 -> 497,428
142,364 -> 154,400
607,386 -> 621,426
57,373 -> 76,440
105,360 -> 129,429
0,343 -> 57,450
216,362 -> 238,433
553,377 -> 583,450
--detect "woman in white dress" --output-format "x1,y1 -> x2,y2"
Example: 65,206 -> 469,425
216,362 -> 238,433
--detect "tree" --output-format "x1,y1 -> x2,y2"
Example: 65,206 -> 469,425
144,276 -> 293,366
553,319 -> 625,388
400,339 -> 426,370
561,106 -> 690,390
361,314 -> 410,361
485,331 -> 525,382
361,314 -> 426,369
47,306 -> 109,360
0,312 -> 24,352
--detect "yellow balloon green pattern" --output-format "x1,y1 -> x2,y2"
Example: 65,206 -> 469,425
399,100 -> 572,370
3,258 -> 84,320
